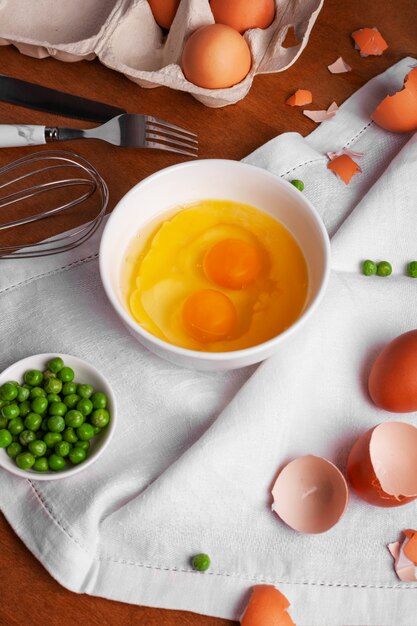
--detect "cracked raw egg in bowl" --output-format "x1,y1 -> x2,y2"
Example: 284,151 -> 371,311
100,160 -> 330,370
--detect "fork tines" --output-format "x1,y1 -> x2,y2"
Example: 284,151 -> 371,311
145,115 -> 198,158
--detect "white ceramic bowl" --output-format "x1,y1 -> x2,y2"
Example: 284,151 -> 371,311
0,354 -> 116,480
100,159 -> 330,370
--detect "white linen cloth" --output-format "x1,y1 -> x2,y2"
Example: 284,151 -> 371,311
1,58 -> 417,626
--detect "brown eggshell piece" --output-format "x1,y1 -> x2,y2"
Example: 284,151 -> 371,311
210,0 -> 275,34
403,531 -> 417,564
182,24 -> 252,89
286,89 -> 313,106
368,329 -> 417,412
327,153 -> 361,185
271,455 -> 348,533
348,423 -> 417,507
372,67 -> 417,133
240,585 -> 296,626
351,27 -> 388,56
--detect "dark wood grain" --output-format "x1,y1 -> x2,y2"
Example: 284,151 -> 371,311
0,0 -> 416,623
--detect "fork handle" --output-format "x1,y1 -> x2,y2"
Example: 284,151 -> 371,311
0,124 -> 46,147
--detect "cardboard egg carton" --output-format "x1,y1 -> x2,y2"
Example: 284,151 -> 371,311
0,0 -> 323,108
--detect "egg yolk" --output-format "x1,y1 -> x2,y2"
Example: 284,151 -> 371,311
203,238 -> 262,289
182,289 -> 237,342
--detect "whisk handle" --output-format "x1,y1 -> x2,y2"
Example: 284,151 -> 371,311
0,124 -> 46,148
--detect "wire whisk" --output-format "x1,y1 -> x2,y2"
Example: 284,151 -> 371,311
0,150 -> 109,259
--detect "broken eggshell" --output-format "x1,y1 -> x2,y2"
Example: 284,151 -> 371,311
286,89 -> 313,106
372,66 -> 417,133
347,422 -> 417,507
240,585 -> 296,626
327,153 -> 361,185
271,455 -> 348,534
351,27 -> 388,57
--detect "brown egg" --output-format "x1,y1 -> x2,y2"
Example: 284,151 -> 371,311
148,0 -> 180,30
271,455 -> 348,534
347,422 -> 417,507
372,67 -> 417,132
210,0 -> 275,34
182,24 -> 252,89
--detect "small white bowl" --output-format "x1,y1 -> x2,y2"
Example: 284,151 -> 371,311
0,353 -> 116,481
100,159 -> 330,370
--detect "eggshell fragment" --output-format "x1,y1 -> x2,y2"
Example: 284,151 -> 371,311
182,24 -> 252,89
368,329 -> 417,412
210,0 -> 275,35
240,585 -> 296,626
372,67 -> 417,133
286,89 -> 312,106
388,530 -> 417,581
348,422 -> 417,507
351,27 -> 388,56
271,455 -> 348,534
303,101 -> 338,123
328,57 -> 352,73
327,153 -> 361,185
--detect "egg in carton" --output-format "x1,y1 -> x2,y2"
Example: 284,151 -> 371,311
0,0 -> 323,108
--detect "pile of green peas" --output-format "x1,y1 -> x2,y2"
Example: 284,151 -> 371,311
0,357 -> 110,473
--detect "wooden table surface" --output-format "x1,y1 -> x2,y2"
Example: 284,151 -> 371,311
0,1 -> 416,624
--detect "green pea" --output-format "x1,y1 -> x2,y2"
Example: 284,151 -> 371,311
41,417 -> 49,431
1,403 -> 19,420
43,377 -> 62,395
47,416 -> 65,433
65,410 -> 84,429
16,452 -> 35,470
44,432 -> 62,448
62,382 -> 77,396
42,370 -> 56,381
0,416 -> 8,429
28,439 -> 47,457
30,386 -> 47,399
91,392 -> 108,409
33,457 -> 49,472
377,261 -> 392,277
74,440 -> 90,451
76,398 -> 93,417
54,441 -> 71,457
24,369 -> 43,387
90,409 -> 110,428
362,259 -> 377,276
8,417 -> 24,436
19,430 -> 36,446
7,441 -> 22,458
62,427 -> 78,444
0,398 -> 8,410
0,382 -> 18,401
93,426 -> 101,435
76,423 -> 95,441
0,429 -> 12,448
49,402 -> 67,417
48,357 -> 64,374
18,400 -> 31,418
57,367 -> 74,383
63,393 -> 80,409
69,447 -> 87,465
407,261 -> 417,278
47,393 -> 61,404
16,386 -> 30,402
48,454 -> 66,471
191,554 -> 211,571
31,397 -> 48,415
24,412 -> 42,431
290,179 -> 305,192
77,384 -> 93,399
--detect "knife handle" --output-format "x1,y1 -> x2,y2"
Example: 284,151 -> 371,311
0,124 -> 46,148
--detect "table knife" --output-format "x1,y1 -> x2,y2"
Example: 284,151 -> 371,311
0,74 -> 126,122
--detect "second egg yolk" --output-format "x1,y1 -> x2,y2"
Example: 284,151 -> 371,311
182,289 -> 237,343
203,238 -> 262,289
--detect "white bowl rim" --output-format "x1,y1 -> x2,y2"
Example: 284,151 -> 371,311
99,159 -> 331,362
0,353 -> 117,481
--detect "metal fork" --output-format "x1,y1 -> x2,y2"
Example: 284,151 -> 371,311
0,114 -> 198,158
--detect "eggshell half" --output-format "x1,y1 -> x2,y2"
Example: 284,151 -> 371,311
271,455 -> 349,534
347,422 -> 417,507
240,585 -> 296,626
286,89 -> 312,106
182,24 -> 252,89
327,153 -> 361,185
210,0 -> 275,35
372,67 -> 417,133
368,329 -> 417,412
